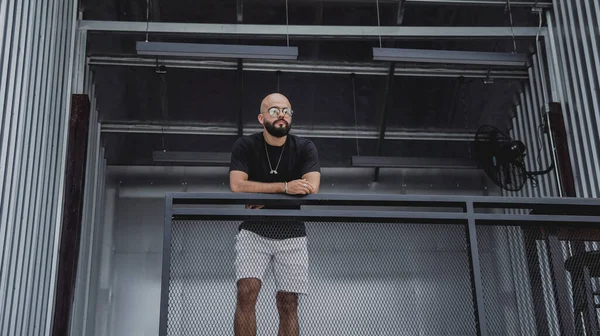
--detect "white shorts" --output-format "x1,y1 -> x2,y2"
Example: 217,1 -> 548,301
235,229 -> 308,295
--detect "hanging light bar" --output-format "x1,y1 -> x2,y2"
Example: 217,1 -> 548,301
373,47 -> 529,67
136,41 -> 298,60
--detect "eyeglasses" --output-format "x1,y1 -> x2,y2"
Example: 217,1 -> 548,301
266,107 -> 293,117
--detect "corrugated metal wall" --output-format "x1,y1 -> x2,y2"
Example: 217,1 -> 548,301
546,0 -> 600,198
505,0 -> 600,199
0,1 -> 78,335
502,4 -> 600,335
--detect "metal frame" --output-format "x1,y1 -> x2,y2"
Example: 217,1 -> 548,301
160,193 -> 600,336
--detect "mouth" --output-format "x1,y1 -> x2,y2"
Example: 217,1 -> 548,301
275,120 -> 287,127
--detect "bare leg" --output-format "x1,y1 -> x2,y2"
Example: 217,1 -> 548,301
234,278 -> 262,336
276,291 -> 299,336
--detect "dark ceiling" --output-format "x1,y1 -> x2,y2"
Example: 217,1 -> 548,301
82,0 -> 545,167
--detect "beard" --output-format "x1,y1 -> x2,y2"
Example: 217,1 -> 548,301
264,119 -> 291,137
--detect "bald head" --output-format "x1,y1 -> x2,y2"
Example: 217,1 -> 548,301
260,93 -> 291,113
259,93 -> 293,138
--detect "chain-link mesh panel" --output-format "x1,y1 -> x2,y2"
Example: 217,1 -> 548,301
477,224 -> 600,336
165,220 -> 478,336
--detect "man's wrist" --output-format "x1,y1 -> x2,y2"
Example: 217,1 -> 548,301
283,181 -> 288,194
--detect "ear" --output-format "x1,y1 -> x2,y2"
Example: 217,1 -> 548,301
258,113 -> 264,125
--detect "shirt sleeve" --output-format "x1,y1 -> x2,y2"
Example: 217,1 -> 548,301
230,137 -> 249,173
300,140 -> 321,176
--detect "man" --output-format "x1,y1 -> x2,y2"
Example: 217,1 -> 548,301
229,93 -> 321,336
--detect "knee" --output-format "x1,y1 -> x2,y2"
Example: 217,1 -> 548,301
276,292 -> 298,315
236,279 -> 261,310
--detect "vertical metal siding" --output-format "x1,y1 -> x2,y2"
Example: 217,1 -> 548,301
548,0 -> 600,197
531,53 -> 558,196
0,0 -> 79,335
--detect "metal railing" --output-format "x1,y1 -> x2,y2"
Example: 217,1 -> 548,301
161,193 -> 600,336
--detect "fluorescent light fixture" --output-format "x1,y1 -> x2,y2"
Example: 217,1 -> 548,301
137,41 -> 298,60
153,151 -> 231,165
351,156 -> 478,169
373,47 -> 529,67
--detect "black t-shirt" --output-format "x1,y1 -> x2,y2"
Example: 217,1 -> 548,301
229,132 -> 320,239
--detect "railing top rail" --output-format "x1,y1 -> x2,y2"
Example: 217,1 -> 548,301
167,192 -> 600,209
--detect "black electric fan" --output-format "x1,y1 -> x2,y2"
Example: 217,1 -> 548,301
474,125 -> 554,192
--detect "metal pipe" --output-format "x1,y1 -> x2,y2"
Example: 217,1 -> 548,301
532,53 -> 557,196
515,101 -> 531,197
523,83 -> 540,197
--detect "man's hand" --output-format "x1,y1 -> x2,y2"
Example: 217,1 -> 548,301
286,179 -> 315,195
245,204 -> 265,209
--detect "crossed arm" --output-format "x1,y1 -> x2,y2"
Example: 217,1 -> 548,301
229,170 -> 321,195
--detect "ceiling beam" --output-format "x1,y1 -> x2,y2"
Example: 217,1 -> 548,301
101,122 -> 477,141
88,56 -> 530,79
79,21 -> 545,39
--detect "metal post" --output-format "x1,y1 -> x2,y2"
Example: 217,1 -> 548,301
546,232 -> 576,336
522,228 -> 551,336
465,201 -> 488,336
159,194 -> 174,336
